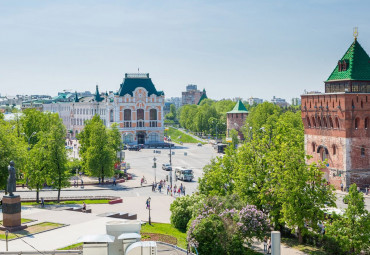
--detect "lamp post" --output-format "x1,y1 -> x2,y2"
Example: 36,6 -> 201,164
153,156 -> 157,183
147,197 -> 152,225
5,229 -> 8,251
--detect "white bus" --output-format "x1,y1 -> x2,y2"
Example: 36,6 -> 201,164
175,167 -> 194,182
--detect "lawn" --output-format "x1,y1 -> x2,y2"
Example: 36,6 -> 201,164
141,223 -> 187,249
282,237 -> 328,255
21,199 -> 110,206
0,222 -> 64,240
58,242 -> 83,250
166,127 -> 204,144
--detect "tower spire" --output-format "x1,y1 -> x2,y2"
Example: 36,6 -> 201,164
353,27 -> 358,41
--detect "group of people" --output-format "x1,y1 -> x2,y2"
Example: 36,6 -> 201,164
166,183 -> 186,197
151,179 -> 166,192
73,179 -> 83,188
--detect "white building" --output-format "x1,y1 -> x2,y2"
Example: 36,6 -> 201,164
271,96 -> 289,107
43,73 -> 165,145
248,97 -> 263,105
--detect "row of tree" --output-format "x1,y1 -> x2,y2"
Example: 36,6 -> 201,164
0,110 -> 120,203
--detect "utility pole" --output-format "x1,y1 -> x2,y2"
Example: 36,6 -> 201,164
169,143 -> 173,188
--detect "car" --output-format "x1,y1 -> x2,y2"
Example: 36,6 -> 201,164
138,144 -> 145,149
128,145 -> 141,151
162,163 -> 172,171
197,143 -> 202,146
123,145 -> 128,150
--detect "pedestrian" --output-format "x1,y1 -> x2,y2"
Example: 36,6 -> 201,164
183,185 -> 186,196
41,197 -> 45,208
366,187 -> 369,195
113,177 -> 116,186
159,183 -> 162,193
98,177 -> 101,184
267,237 -> 271,254
73,180 -> 76,187
263,236 -> 268,253
167,185 -> 169,195
81,179 -> 84,188
340,183 -> 343,192
82,202 -> 86,212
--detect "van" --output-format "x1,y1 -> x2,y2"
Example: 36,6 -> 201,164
175,167 -> 194,182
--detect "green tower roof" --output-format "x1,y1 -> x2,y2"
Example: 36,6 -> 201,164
326,39 -> 370,82
74,91 -> 79,102
227,100 -> 248,114
118,73 -> 164,97
95,85 -> 103,102
197,89 -> 208,105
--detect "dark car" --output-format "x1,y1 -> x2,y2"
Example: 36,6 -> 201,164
123,145 -> 128,150
128,145 -> 141,151
138,144 -> 145,149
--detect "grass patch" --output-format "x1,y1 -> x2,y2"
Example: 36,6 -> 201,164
166,127 -> 204,144
141,223 -> 187,249
0,218 -> 34,225
22,199 -> 110,206
282,237 -> 328,255
58,243 -> 83,250
0,222 -> 64,240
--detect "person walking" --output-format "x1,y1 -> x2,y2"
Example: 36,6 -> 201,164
263,236 -> 268,254
340,183 -> 343,192
267,237 -> 271,254
183,185 -> 186,196
112,177 -> 116,186
366,186 -> 369,195
167,185 -> 169,195
81,179 -> 84,188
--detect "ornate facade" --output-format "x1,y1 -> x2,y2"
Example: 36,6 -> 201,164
43,73 -> 165,145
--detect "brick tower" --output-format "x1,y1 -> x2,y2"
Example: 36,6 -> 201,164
227,100 -> 248,140
301,35 -> 370,190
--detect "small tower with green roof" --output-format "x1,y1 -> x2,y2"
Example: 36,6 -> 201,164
197,88 -> 208,105
227,100 -> 248,140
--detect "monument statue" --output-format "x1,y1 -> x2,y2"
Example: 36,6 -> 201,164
7,161 -> 16,196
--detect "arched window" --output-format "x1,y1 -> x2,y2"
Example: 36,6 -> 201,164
355,118 -> 360,129
332,145 -> 336,155
365,117 -> 368,129
312,142 -> 316,152
318,117 -> 322,127
312,117 -> 316,127
150,109 -> 157,120
329,117 -> 334,128
307,117 -> 311,127
110,110 -> 114,122
124,134 -> 133,144
137,109 -> 144,127
124,109 -> 131,127
137,109 -> 144,120
361,146 -> 365,157
323,117 -> 327,128
320,148 -> 327,161
150,109 -> 158,127
335,117 -> 340,129
149,133 -> 159,142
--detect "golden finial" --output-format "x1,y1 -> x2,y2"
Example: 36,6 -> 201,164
353,27 -> 358,41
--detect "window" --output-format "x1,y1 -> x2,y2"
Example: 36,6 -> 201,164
110,109 -> 114,122
329,117 -> 334,128
318,117 -> 322,127
323,117 -> 327,128
124,134 -> 133,143
332,145 -> 336,155
312,117 -> 316,127
137,109 -> 144,120
335,117 -> 340,129
149,133 -> 159,142
320,148 -> 327,161
365,118 -> 368,129
312,143 -> 316,152
150,109 -> 157,120
361,146 -> 365,157
355,118 -> 360,129
307,117 -> 311,127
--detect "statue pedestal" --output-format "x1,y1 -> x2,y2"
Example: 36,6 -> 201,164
1,195 -> 27,232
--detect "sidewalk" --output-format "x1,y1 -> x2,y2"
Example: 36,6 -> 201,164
252,240 -> 308,255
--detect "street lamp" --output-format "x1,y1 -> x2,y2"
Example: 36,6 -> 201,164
153,156 -> 157,183
5,229 -> 9,251
146,197 -> 152,225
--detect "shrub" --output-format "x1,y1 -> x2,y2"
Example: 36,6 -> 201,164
170,194 -> 204,231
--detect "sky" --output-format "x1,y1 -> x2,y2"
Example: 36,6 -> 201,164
1,0 -> 370,102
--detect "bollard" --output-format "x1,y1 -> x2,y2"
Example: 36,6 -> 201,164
271,231 -> 281,255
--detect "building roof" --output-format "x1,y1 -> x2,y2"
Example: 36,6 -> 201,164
227,100 -> 248,114
326,39 -> 370,82
95,85 -> 103,102
118,73 -> 164,97
197,89 -> 208,105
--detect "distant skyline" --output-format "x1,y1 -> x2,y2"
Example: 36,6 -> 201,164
1,0 -> 370,102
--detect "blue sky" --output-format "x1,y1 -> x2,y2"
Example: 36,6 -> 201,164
1,0 -> 370,102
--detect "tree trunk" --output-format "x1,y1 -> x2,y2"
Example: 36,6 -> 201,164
101,167 -> 104,184
36,187 -> 39,203
57,188 -> 61,203
298,226 -> 303,244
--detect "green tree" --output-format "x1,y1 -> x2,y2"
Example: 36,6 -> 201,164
81,115 -> 115,183
45,114 -> 70,202
170,194 -> 204,231
108,123 -> 121,155
326,184 -> 370,254
165,104 -> 177,121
